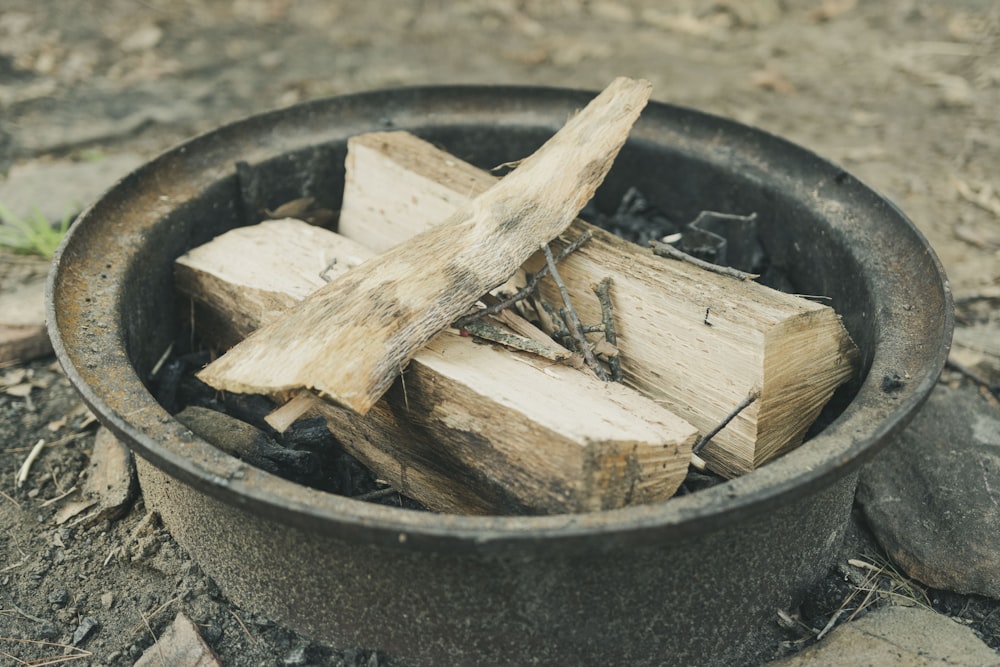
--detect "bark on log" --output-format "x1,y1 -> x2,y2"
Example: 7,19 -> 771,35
197,77 -> 652,415
176,218 -> 697,514
338,131 -> 861,477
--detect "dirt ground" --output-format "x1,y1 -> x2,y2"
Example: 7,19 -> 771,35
2,1 -> 999,665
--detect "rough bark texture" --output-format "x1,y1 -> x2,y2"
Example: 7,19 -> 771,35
339,130 -> 861,477
177,218 -> 697,514
196,77 -> 651,414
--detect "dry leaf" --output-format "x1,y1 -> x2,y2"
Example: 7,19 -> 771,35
47,416 -> 68,432
1,368 -> 28,387
808,0 -> 858,22
752,69 -> 796,94
54,499 -> 97,525
5,383 -> 33,397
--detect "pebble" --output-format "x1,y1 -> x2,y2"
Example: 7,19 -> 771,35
857,383 -> 1000,598
100,591 -> 115,609
133,612 -> 221,667
47,588 -> 69,607
38,621 -> 59,640
283,643 -> 309,666
71,616 -> 99,646
769,604 -> 999,666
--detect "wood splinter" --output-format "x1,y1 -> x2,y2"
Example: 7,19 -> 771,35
197,77 -> 652,414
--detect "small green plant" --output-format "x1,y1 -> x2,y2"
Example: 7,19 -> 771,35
0,201 -> 75,259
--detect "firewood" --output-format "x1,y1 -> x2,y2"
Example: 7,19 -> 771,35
176,218 -> 698,514
338,131 -> 861,477
196,77 -> 652,415
0,278 -> 52,364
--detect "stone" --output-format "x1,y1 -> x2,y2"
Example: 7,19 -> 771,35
283,642 -> 309,666
71,616 -> 99,646
37,622 -> 59,640
134,612 -> 221,667
769,605 -> 1000,666
857,383 -> 1000,598
47,588 -> 69,607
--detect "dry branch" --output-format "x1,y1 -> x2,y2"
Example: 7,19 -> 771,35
197,77 -> 652,414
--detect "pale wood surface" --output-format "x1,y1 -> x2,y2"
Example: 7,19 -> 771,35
0,278 -> 52,364
176,218 -> 697,514
196,77 -> 652,414
339,131 -> 861,477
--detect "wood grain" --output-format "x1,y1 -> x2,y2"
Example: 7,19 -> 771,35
177,218 -> 697,514
338,131 -> 861,477
196,77 -> 652,414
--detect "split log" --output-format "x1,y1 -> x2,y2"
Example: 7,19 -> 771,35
0,278 -> 53,364
197,77 -> 652,414
338,131 -> 861,477
176,218 -> 697,514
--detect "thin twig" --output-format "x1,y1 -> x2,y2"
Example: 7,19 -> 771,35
651,241 -> 759,280
46,462 -> 65,495
15,439 -> 46,488
0,637 -> 92,666
534,298 -> 571,345
454,231 -> 593,328
229,609 -> 257,644
460,319 -> 571,362
399,364 -> 409,411
543,244 -> 609,381
0,488 -> 20,509
352,487 -> 398,502
0,558 -> 28,574
10,604 -> 47,624
39,486 -> 79,508
692,390 -> 761,455
593,277 -> 622,382
139,608 -> 164,666
3,431 -> 89,454
149,341 -> 174,378
130,596 -> 180,635
815,609 -> 844,640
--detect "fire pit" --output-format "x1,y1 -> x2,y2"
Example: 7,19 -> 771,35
47,86 -> 952,666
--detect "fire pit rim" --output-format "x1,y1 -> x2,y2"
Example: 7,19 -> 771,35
47,84 -> 953,552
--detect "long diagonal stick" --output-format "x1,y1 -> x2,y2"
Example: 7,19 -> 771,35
197,77 -> 651,414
